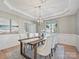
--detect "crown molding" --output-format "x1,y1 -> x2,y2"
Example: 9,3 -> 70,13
4,0 -> 34,19
3,0 -> 78,20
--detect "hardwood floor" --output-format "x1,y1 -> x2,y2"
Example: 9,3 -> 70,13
0,44 -> 79,59
64,45 -> 79,59
0,45 -> 19,59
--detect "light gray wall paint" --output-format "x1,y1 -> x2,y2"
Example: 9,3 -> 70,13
76,11 -> 79,35
36,15 -> 76,34
0,11 -> 78,35
56,15 -> 76,34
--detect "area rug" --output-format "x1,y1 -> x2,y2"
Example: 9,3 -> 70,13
6,45 -> 65,59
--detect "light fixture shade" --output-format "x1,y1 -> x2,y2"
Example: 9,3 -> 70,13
37,17 -> 43,23
36,0 -> 46,24
37,19 -> 43,23
40,0 -> 46,3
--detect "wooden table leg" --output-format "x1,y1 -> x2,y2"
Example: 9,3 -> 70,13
20,42 -> 31,59
24,43 -> 26,54
20,42 -> 23,54
32,44 -> 37,59
51,48 -> 53,56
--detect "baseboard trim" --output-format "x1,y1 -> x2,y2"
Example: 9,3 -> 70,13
57,43 -> 76,47
57,43 -> 79,53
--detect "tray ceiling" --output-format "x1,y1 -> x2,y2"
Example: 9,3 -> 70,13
0,0 -> 79,20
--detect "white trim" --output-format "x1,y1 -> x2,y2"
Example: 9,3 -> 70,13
4,0 -> 34,18
3,0 -> 77,20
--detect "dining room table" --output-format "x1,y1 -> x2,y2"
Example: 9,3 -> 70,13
18,37 -> 45,59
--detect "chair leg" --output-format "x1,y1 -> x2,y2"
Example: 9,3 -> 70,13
54,44 -> 58,52
45,56 -> 47,59
24,43 -> 26,54
54,46 -> 57,52
31,45 -> 33,50
51,48 -> 53,56
49,54 -> 51,59
39,55 -> 41,59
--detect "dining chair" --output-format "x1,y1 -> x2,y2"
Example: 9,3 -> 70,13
51,38 -> 57,56
29,33 -> 35,37
19,33 -> 28,39
37,36 -> 52,59
51,33 -> 58,56
34,33 -> 39,37
53,45 -> 64,59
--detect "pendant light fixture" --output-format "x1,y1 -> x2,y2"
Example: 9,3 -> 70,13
37,5 -> 43,23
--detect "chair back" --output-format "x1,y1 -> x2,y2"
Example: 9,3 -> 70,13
51,33 -> 58,48
39,36 -> 52,56
29,33 -> 34,37
34,33 -> 39,37
19,33 -> 27,39
45,36 -> 52,51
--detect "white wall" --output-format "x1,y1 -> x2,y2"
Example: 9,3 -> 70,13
76,11 -> 79,35
0,34 -> 19,50
0,11 -> 36,50
57,15 -> 76,34
37,15 -> 77,46
56,33 -> 77,46
75,11 -> 79,51
0,11 -> 78,50
44,15 -> 76,46
76,35 -> 79,51
0,11 -> 36,34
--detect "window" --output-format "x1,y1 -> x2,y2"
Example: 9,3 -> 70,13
24,23 -> 36,33
0,18 -> 18,34
45,20 -> 57,33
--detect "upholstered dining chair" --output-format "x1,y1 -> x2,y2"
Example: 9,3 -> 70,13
51,38 -> 57,56
29,33 -> 35,37
37,36 -> 52,59
51,33 -> 58,56
34,33 -> 39,37
19,33 -> 28,39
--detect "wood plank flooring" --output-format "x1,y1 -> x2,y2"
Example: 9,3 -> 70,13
0,45 -> 19,59
0,44 -> 79,59
64,45 -> 79,59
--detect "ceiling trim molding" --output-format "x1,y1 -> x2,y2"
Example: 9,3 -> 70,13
3,0 -> 76,20
44,10 -> 72,20
43,9 -> 70,20
43,0 -> 77,20
4,0 -> 34,19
